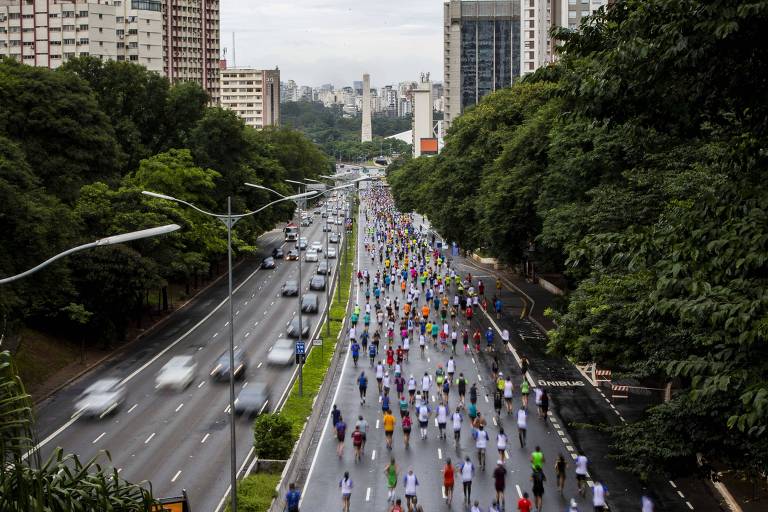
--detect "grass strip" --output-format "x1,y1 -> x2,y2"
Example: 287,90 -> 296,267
226,471 -> 282,512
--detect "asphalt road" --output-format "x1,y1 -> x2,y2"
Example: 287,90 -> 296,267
32,212 -> 347,512
301,190 -> 591,512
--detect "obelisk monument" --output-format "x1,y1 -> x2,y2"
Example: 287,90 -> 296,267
361,73 -> 372,142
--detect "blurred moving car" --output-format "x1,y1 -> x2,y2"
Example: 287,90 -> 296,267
74,378 -> 125,418
287,317 -> 311,338
261,256 -> 276,269
305,249 -> 319,262
301,293 -> 319,313
326,247 -> 337,259
155,355 -> 197,391
267,338 -> 295,365
282,280 -> 299,296
309,275 -> 326,291
317,261 -> 329,275
298,237 -> 308,250
210,349 -> 247,381
287,249 -> 299,261
311,241 -> 323,252
329,233 -> 340,244
273,247 -> 284,259
235,382 -> 270,418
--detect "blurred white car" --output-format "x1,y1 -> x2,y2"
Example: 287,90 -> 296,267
267,338 -> 295,365
326,247 -> 337,259
155,355 -> 197,391
311,241 -> 323,252
74,378 -> 125,418
305,249 -> 319,262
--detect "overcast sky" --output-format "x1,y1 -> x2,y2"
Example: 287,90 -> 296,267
220,0 -> 444,88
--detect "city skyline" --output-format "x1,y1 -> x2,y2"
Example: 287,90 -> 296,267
220,0 -> 444,86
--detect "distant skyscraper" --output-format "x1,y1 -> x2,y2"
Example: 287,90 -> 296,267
443,0 -> 521,131
361,73 -> 372,142
413,73 -> 437,157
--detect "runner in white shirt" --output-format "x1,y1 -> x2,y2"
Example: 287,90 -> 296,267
421,372 -> 432,394
339,472 -> 353,512
446,356 -> 456,378
418,403 -> 431,439
376,362 -> 385,395
575,451 -> 589,496
517,407 -> 528,447
474,425 -> 489,470
436,403 -> 449,439
496,428 -> 508,462
452,407 -> 463,446
460,457 -> 475,506
592,480 -> 608,511
408,375 -> 417,405
403,469 -> 419,508
503,377 -> 514,415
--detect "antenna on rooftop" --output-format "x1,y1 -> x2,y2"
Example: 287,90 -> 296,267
232,32 -> 236,67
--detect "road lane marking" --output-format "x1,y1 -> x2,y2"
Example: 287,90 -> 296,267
678,491 -> 685,499
117,467 -> 123,474
686,502 -> 694,510
371,449 -> 376,461
144,432 -> 155,444
376,419 -> 380,429
127,404 -> 138,414
484,395 -> 489,403
245,332 -> 251,337
257,362 -> 263,368
225,321 -> 230,326
92,432 -> 106,444
201,433 -> 210,443
437,447 -> 442,459
224,405 -> 231,414
175,403 -> 184,412
516,484 -> 523,498
669,481 -> 677,488
366,487 -> 371,502
477,375 -> 482,381
198,381 -> 205,389
213,332 -> 218,338
171,470 -> 182,483
236,310 -> 240,315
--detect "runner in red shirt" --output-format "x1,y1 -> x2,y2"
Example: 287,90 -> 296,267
352,426 -> 364,462
517,492 -> 532,512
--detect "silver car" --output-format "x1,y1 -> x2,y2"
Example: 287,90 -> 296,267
74,378 -> 125,418
267,338 -> 295,365
155,355 -> 197,391
326,247 -> 337,259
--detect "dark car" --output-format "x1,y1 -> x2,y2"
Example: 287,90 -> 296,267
261,256 -> 276,269
287,317 -> 311,338
272,247 -> 284,259
301,293 -> 319,313
309,275 -> 326,291
317,261 -> 329,275
282,280 -> 299,296
210,349 -> 247,381
234,382 -> 269,418
286,249 -> 299,261
329,233 -> 340,244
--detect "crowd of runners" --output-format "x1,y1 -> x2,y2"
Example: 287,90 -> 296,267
292,184 -> 635,512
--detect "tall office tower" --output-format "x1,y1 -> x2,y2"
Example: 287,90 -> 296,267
162,0 -> 220,103
443,0 -> 521,132
220,65 -> 280,129
413,73 -> 437,157
361,73 -> 372,142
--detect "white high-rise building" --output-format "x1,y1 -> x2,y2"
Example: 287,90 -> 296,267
220,66 -> 280,130
361,73 -> 372,142
413,73 -> 437,157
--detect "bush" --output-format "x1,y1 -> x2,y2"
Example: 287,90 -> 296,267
253,414 -> 295,459
226,472 -> 281,512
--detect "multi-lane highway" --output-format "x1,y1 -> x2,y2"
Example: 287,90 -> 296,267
32,208 -> 347,512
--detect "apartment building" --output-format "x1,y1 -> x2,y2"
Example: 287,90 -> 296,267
162,0 -> 219,102
0,0 -> 161,71
220,66 -> 280,130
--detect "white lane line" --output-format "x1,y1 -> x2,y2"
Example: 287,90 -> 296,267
257,362 -> 263,368
686,502 -> 694,510
677,491 -> 685,499
371,449 -> 376,461
201,433 -> 210,443
366,487 -> 371,502
144,432 -> 156,444
492,417 -> 497,426
198,381 -> 205,389
477,375 -> 482,381
171,470 -> 182,483
117,467 -> 123,474
437,447 -> 442,460
245,332 -> 251,337
376,419 -> 380,429
213,332 -> 218,338
224,405 -> 231,414
92,432 -> 106,444
254,321 -> 259,326
127,404 -> 138,414
236,310 -> 240,315
225,321 -> 230,327
669,480 -> 677,488
484,395 -> 489,403
516,484 -> 523,498
175,403 -> 184,412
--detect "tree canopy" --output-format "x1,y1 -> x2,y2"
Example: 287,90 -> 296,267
388,0 -> 768,478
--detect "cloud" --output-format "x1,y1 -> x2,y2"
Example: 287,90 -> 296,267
220,0 -> 444,86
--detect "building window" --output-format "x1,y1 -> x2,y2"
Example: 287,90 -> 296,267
130,54 -> 138,60
79,24 -> 89,30
131,0 -> 162,12
78,11 -> 88,17
568,11 -> 577,18
79,38 -> 89,44
63,25 -> 75,31
49,13 -> 59,18
63,39 -> 75,45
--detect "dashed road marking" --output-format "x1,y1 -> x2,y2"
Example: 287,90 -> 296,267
516,484 -> 522,498
257,362 -> 263,368
92,432 -> 106,444
213,332 -> 218,338
171,470 -> 182,482
201,433 -> 210,443
198,381 -> 205,389
686,502 -> 694,510
144,432 -> 155,444
371,450 -> 376,461
437,447 -> 442,459
175,403 -> 184,412
365,487 -> 371,502
127,404 -> 138,414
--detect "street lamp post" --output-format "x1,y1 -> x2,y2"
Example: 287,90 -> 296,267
141,190 -> 314,512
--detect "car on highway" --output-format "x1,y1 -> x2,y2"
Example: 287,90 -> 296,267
321,211 -> 328,218
282,280 -> 299,296
234,382 -> 270,418
287,317 -> 311,338
335,218 -> 343,225
155,355 -> 197,391
317,261 -> 329,275
261,256 -> 276,269
298,237 -> 308,250
272,247 -> 284,259
210,349 -> 247,381
267,338 -> 295,365
305,249 -> 319,262
313,209 -> 321,215
309,275 -> 326,291
301,293 -> 319,313
74,378 -> 125,418
322,224 -> 332,232
300,218 -> 311,227
326,247 -> 337,259
311,241 -> 323,252
286,249 -> 299,260
329,233 -> 340,244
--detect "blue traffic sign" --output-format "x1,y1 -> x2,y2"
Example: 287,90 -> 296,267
295,342 -> 305,355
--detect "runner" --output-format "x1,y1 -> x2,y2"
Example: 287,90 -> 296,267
384,458 -> 399,503
452,406 -> 463,447
286,482 -> 301,512
520,378 -> 530,408
417,400 -> 431,440
485,326 -> 495,352
351,425 -> 364,462
436,401 -> 449,440
493,388 -> 503,417
339,471 -> 353,512
376,361 -> 385,395
355,414 -> 369,454
403,468 -> 419,509
540,388 -> 550,422
517,492 -> 532,512
460,456 -> 475,506
474,424 -> 489,471
531,445 -> 545,472
383,408 -> 396,450
443,458 -> 456,505
357,371 -> 367,406
531,468 -> 546,511
497,427 -> 508,462
335,414 -> 346,459
575,450 -> 589,496
401,410 -> 412,449
493,459 -> 507,509
457,372 -> 467,408
555,453 -> 567,494
504,376 -> 515,415
592,480 -> 609,512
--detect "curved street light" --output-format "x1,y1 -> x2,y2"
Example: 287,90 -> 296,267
0,224 -> 181,285
141,190 -> 314,512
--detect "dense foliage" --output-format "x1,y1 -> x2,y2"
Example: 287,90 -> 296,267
388,0 -> 768,478
280,101 -> 411,160
0,57 -> 329,346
